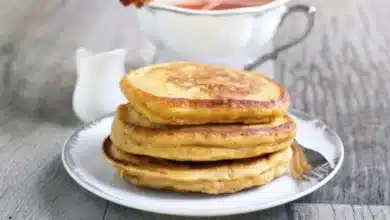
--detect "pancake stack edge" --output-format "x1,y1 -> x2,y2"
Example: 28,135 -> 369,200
103,61 -> 300,195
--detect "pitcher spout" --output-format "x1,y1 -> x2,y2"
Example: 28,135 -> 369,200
73,47 -> 128,123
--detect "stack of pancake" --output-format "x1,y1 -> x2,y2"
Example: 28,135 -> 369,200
103,62 -> 301,194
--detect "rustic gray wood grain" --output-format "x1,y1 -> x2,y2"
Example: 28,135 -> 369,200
291,204 -> 390,220
276,0 -> 390,205
1,0 -> 390,219
103,203 -> 390,220
103,203 -> 290,220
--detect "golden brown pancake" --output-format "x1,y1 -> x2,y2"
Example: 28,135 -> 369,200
111,104 -> 296,148
111,136 -> 293,161
119,102 -> 274,128
120,62 -> 290,125
102,137 -> 292,194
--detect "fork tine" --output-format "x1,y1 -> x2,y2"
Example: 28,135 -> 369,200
303,168 -> 331,181
309,157 -> 339,171
302,157 -> 339,182
303,171 -> 327,182
293,139 -> 340,182
303,172 -> 321,179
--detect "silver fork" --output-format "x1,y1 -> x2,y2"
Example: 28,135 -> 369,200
294,140 -> 340,182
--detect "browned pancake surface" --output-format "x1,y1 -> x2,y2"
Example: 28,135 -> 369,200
120,62 -> 290,125
102,137 -> 292,194
111,104 -> 296,148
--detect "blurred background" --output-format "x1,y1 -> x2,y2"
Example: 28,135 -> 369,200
1,0 -> 388,127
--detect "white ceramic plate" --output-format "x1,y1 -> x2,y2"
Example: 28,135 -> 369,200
62,109 -> 344,217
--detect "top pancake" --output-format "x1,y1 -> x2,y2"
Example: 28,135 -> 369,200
120,62 -> 290,125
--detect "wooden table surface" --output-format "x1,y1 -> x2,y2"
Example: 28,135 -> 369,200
1,0 -> 390,219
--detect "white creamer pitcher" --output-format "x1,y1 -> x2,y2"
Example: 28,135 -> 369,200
72,48 -> 128,123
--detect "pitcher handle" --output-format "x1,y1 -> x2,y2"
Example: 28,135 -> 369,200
244,4 -> 316,71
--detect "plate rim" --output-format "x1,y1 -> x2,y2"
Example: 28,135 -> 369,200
61,108 -> 344,217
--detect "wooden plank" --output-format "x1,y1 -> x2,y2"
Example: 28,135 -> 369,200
103,203 -> 390,220
103,203 -> 289,220
0,108 -> 107,220
275,0 -> 390,205
291,203 -> 390,220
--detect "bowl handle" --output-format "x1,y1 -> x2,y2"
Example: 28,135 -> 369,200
244,4 -> 316,71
